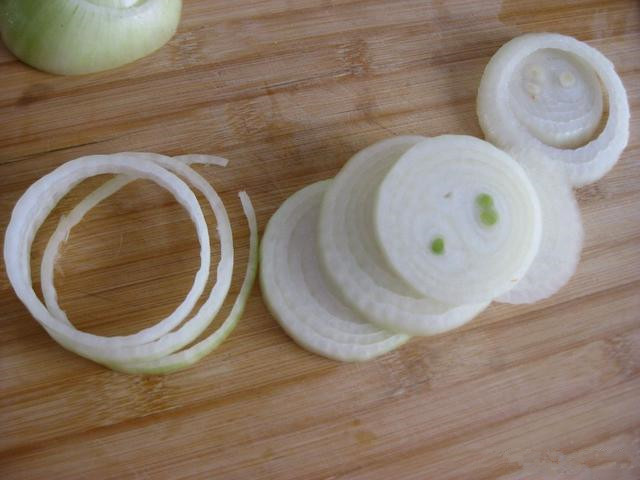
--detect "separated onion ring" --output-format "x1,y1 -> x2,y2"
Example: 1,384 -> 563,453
4,153 -> 257,373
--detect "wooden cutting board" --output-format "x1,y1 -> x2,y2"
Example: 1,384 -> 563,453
1,1 -> 639,478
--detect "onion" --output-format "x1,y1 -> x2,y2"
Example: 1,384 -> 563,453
0,0 -> 182,75
374,135 -> 543,304
260,180 -> 409,362
497,153 -> 583,304
110,191 -> 258,374
477,33 -> 630,186
318,136 -> 489,336
4,153 -> 256,372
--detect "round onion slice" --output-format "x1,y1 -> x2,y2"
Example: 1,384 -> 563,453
261,180 -> 409,362
497,154 -> 583,304
318,136 -> 489,336
375,135 -> 542,305
477,33 -> 630,186
4,153 -> 238,366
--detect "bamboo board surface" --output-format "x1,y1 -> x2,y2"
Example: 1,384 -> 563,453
1,1 -> 639,478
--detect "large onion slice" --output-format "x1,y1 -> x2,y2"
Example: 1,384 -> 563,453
261,180 -> 409,362
497,153 -> 583,304
318,137 -> 489,336
374,135 -> 543,305
477,33 -> 630,186
4,153 -> 255,371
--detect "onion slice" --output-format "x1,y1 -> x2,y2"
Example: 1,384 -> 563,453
318,136 -> 489,336
497,154 -> 583,304
477,33 -> 630,186
0,0 -> 182,75
261,180 -> 409,362
374,135 -> 543,305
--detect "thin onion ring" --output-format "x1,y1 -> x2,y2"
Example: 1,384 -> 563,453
3,153 -> 254,369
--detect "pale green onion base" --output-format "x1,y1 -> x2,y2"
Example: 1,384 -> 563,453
0,0 -> 182,75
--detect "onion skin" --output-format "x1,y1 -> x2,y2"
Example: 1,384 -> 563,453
0,0 -> 182,75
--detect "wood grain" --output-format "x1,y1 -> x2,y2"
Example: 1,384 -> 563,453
1,1 -> 639,478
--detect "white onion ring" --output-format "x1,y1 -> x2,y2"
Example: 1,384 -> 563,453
497,153 -> 583,304
40,154 -> 232,348
3,153 -> 255,370
477,33 -> 630,186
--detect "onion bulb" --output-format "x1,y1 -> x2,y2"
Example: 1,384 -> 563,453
477,33 -> 630,186
0,0 -> 182,75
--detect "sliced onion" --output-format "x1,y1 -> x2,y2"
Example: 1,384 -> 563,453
40,153 -> 233,353
110,192 -> 258,374
497,153 -> 583,304
374,135 -> 542,305
0,0 -> 182,75
477,33 -> 630,186
318,136 -> 489,336
261,180 -> 409,362
3,153 -> 246,367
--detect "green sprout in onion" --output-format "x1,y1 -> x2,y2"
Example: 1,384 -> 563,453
0,0 -> 183,75
476,193 -> 499,227
475,193 -> 494,209
480,209 -> 499,226
430,236 -> 445,255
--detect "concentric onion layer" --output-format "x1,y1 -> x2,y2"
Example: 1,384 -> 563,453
260,180 -> 409,362
497,154 -> 583,304
0,0 -> 182,75
477,33 -> 630,186
3,153 -> 257,372
375,135 -> 543,305
318,136 -> 489,336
